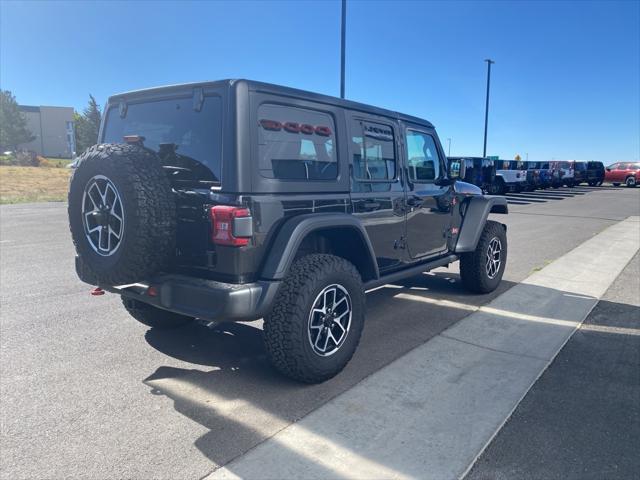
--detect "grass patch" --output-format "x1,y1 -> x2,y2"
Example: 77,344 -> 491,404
0,155 -> 73,167
0,165 -> 71,204
44,157 -> 74,168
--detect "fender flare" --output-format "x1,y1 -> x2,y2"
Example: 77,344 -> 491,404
260,213 -> 379,281
455,196 -> 508,253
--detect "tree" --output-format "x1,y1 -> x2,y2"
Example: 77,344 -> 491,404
74,94 -> 102,154
0,90 -> 35,151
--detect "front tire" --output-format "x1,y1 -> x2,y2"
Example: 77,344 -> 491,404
121,297 -> 194,329
626,176 -> 637,188
264,254 -> 365,383
460,220 -> 507,294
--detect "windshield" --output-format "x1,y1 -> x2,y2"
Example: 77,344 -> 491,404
103,96 -> 222,184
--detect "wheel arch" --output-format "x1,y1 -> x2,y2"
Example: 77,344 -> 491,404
455,196 -> 508,253
259,213 -> 379,282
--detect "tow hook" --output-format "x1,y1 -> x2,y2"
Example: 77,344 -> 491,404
90,287 -> 105,296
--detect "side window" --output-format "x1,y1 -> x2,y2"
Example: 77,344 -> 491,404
257,104 -> 337,180
405,130 -> 440,182
351,119 -> 396,181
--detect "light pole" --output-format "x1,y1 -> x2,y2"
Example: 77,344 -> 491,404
447,138 -> 451,156
483,59 -> 494,157
340,0 -> 346,99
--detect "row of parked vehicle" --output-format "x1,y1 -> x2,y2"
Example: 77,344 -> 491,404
448,158 -> 639,194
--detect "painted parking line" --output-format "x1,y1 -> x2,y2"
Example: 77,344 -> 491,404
206,216 -> 640,480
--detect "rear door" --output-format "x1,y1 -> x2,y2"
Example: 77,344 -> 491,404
348,114 -> 406,272
401,124 -> 452,260
612,163 -> 625,182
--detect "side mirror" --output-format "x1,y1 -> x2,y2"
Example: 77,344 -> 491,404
448,159 -> 466,180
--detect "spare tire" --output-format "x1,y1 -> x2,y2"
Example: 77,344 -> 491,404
68,144 -> 176,285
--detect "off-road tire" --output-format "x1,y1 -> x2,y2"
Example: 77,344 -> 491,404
492,178 -> 506,195
263,254 -> 365,383
460,220 -> 507,294
121,297 -> 193,329
68,144 -> 176,285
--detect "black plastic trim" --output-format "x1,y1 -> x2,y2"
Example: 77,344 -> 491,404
455,196 -> 508,253
107,274 -> 281,322
364,254 -> 459,290
260,213 -> 379,281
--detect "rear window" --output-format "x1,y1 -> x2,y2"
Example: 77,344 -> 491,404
257,104 -> 337,180
103,96 -> 222,183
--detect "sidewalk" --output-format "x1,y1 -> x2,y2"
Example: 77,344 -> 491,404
207,217 -> 640,479
467,252 -> 639,480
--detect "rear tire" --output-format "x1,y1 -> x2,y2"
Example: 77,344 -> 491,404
121,297 -> 194,329
626,176 -> 637,188
460,220 -> 507,294
263,254 -> 365,383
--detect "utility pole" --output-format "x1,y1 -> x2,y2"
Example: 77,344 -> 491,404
447,138 -> 451,156
483,59 -> 495,157
340,0 -> 346,99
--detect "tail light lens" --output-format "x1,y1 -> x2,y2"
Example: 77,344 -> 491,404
209,206 -> 252,247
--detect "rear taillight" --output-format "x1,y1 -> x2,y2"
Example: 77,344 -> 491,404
209,206 -> 252,247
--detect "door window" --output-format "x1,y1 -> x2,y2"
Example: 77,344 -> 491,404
405,130 -> 440,182
351,119 -> 396,181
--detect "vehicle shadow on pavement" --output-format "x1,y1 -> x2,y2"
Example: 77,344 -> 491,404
142,270 -> 516,468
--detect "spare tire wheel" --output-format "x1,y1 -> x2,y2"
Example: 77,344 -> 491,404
68,144 -> 176,285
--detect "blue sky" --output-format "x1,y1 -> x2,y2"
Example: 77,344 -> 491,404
1,0 -> 638,161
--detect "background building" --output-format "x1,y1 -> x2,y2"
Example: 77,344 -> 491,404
18,105 -> 75,158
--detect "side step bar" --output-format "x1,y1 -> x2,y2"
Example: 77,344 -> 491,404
364,254 -> 459,290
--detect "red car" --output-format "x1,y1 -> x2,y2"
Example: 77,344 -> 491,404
605,162 -> 639,187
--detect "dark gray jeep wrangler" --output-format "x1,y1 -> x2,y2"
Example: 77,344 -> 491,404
69,80 -> 508,383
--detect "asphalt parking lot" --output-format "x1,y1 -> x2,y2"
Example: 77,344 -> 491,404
1,185 -> 639,479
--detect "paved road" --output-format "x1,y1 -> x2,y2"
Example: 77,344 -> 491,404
468,252 -> 640,480
1,185 -> 638,479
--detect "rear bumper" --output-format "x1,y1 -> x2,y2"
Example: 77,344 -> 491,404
76,257 -> 280,322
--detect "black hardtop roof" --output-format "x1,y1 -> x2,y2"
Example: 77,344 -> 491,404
108,79 -> 435,129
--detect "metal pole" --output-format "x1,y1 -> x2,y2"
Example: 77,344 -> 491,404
483,59 -> 494,157
340,0 -> 346,99
447,138 -> 451,156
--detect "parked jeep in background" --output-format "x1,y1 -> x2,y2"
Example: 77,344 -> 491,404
572,161 -> 588,185
605,162 -> 638,187
554,161 -> 575,187
495,159 -> 527,194
447,157 -> 498,194
68,80 -> 508,383
538,161 -> 553,188
584,161 -> 605,186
